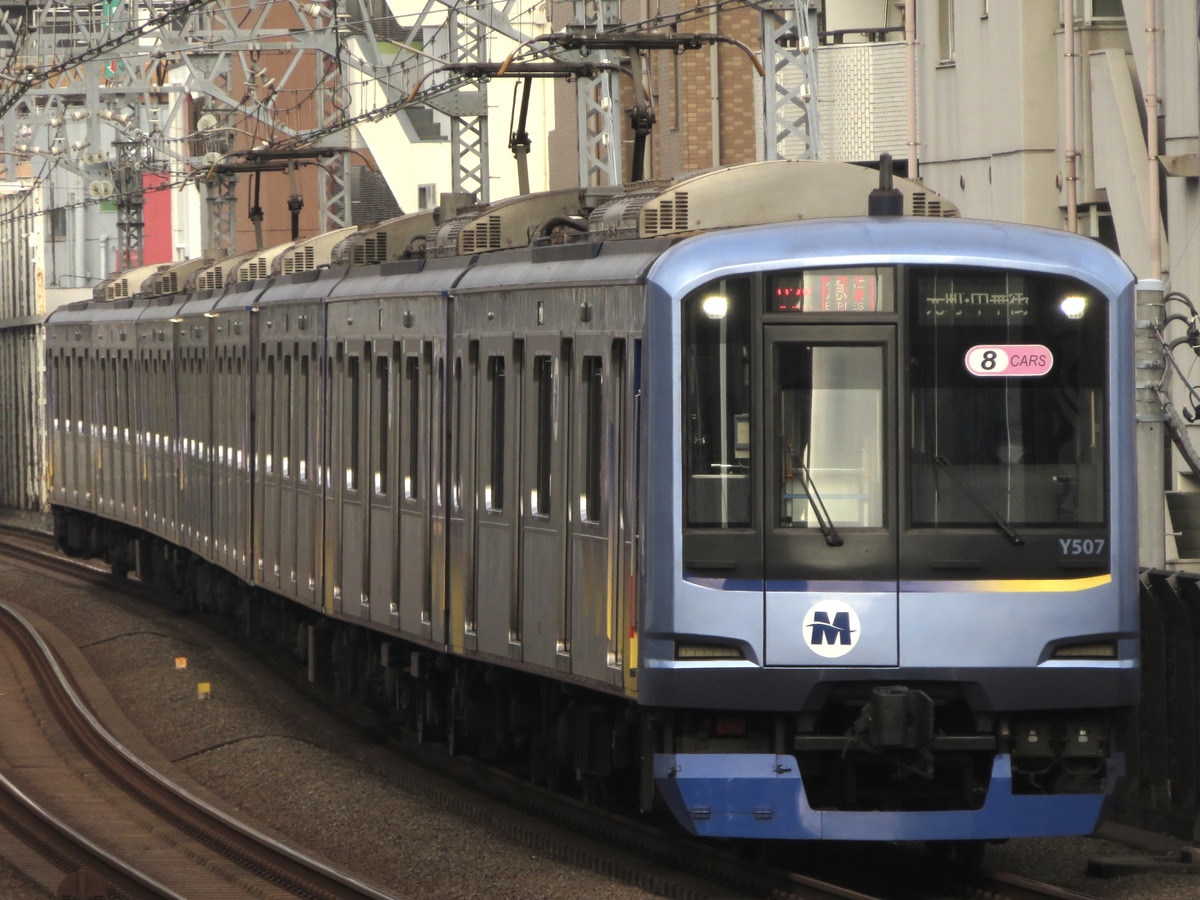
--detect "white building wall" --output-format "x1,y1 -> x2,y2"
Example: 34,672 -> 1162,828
915,0 -> 1064,227
1161,1 -> 1200,299
816,43 -> 909,162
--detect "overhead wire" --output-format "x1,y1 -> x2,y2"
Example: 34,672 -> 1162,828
0,0 -> 785,228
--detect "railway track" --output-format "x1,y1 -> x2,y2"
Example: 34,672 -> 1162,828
0,558 -> 396,898
0,525 -> 1105,900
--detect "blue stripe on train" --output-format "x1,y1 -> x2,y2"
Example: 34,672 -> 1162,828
653,752 -> 1120,841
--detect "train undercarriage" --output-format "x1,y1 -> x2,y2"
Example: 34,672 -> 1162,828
54,506 -> 1124,836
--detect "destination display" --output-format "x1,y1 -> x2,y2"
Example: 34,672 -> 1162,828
918,272 -> 1032,323
770,266 -> 895,313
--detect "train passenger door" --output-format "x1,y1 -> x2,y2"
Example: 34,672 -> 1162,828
519,335 -> 570,672
397,339 -> 432,638
255,343 -> 281,591
566,336 -> 625,686
294,345 -> 320,606
95,349 -> 113,518
447,342 -> 478,654
426,342 -> 446,644
278,348 -> 298,598
335,340 -> 370,619
762,325 -> 899,666
474,337 -> 520,661
367,341 -> 398,628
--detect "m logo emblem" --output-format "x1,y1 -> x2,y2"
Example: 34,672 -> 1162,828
802,600 -> 861,659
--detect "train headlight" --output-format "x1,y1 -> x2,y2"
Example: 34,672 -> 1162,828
1060,294 -> 1087,319
701,295 -> 729,320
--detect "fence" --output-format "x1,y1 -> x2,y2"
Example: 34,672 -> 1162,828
0,184 -> 46,511
1124,570 -> 1200,841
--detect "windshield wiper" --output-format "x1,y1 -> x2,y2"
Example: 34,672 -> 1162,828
794,457 -> 844,547
933,455 -> 1024,546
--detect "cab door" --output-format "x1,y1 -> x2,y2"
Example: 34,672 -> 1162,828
762,325 -> 898,666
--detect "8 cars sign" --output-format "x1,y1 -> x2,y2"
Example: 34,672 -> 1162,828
964,344 -> 1053,377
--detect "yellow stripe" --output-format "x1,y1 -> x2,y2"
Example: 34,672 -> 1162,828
972,574 -> 1112,592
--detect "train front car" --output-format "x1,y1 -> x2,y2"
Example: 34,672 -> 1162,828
640,215 -> 1137,843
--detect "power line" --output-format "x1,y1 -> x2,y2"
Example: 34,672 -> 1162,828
0,0 -> 222,119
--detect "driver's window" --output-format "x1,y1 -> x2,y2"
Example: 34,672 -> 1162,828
777,343 -> 884,529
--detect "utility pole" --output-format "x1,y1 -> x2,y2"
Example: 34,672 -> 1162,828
113,141 -> 146,271
761,0 -> 821,160
1137,278 -> 1166,568
573,0 -> 623,187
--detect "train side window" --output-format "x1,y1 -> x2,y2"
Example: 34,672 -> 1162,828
452,356 -> 463,514
283,354 -> 293,480
375,354 -> 390,496
486,355 -> 505,512
236,353 -> 245,471
346,353 -> 360,492
66,355 -> 74,433
266,353 -> 276,475
78,353 -> 86,435
434,351 -> 443,509
65,355 -> 74,433
299,354 -> 310,483
533,354 -> 554,517
581,355 -> 603,524
122,357 -> 130,443
682,276 -> 753,528
51,356 -> 60,430
98,354 -> 109,440
404,355 -> 420,500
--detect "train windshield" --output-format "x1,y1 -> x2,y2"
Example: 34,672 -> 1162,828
908,268 -> 1106,527
681,266 -> 1108,538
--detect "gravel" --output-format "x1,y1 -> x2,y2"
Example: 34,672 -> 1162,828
1,521 -> 1199,898
1,557 -> 662,900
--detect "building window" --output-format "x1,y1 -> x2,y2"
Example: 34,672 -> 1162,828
938,0 -> 955,64
418,184 -> 437,210
47,206 -> 68,242
1088,0 -> 1124,20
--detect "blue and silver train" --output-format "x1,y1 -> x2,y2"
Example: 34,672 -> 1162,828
46,159 -> 1138,850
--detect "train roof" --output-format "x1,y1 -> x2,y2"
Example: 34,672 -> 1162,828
587,159 -> 956,240
257,267 -> 348,307
646,215 -> 1136,299
452,238 -> 667,293
327,255 -> 472,301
